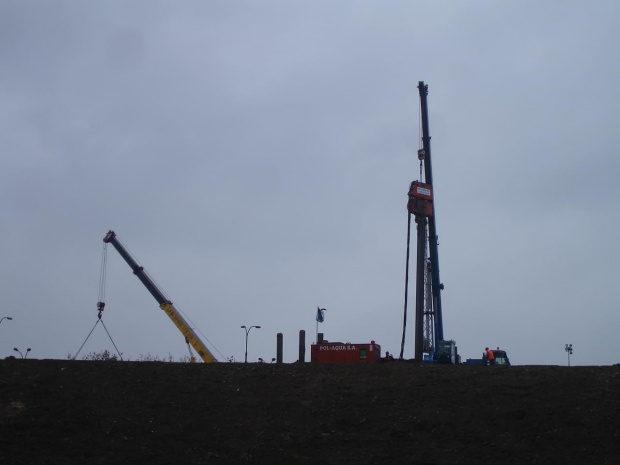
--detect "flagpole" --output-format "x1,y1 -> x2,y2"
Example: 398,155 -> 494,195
315,307 -> 325,343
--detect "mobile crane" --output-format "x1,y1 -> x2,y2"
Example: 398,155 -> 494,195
103,230 -> 217,363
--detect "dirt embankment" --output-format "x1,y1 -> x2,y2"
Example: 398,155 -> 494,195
1,360 -> 619,464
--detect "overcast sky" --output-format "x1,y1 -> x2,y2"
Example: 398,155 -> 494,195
1,1 -> 618,366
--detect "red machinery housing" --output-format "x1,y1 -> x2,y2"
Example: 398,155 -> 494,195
311,341 -> 382,363
407,181 -> 433,217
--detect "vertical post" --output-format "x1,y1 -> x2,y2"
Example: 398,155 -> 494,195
299,330 -> 306,362
414,215 -> 427,362
399,212 -> 412,360
276,333 -> 283,364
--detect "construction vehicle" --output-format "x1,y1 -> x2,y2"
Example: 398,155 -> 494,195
430,342 -> 511,366
311,333 -> 382,363
103,230 -> 217,363
465,348 -> 511,366
432,339 -> 460,364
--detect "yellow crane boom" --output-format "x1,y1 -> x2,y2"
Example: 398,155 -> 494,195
103,230 -> 216,363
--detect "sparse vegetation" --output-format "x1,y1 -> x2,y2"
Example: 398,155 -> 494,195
76,350 -> 120,361
66,351 -> 193,363
137,352 -> 192,363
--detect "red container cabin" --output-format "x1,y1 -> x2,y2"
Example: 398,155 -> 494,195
311,340 -> 382,363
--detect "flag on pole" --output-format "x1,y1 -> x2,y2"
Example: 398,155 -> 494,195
316,307 -> 326,323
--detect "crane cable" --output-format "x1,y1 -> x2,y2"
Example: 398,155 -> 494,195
399,210 -> 412,360
72,243 -> 124,361
399,96 -> 424,360
98,243 -> 107,317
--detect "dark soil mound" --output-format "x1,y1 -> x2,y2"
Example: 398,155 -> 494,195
1,360 -> 619,464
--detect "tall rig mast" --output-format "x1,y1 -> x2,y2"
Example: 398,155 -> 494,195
418,81 -> 444,348
401,81 -> 445,362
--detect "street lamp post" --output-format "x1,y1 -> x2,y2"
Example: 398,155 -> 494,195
0,316 -> 13,325
14,348 -> 31,359
241,325 -> 261,363
565,344 -> 573,366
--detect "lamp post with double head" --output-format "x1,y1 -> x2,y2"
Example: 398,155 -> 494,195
241,325 -> 261,363
14,348 -> 31,359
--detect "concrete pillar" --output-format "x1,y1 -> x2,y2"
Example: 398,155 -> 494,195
299,330 -> 306,362
276,333 -> 283,364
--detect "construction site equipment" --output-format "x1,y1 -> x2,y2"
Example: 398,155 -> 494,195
400,81 -> 447,362
311,333 -> 381,363
399,83 -> 510,366
103,230 -> 217,363
432,340 -> 460,364
407,181 -> 434,217
465,348 -> 511,366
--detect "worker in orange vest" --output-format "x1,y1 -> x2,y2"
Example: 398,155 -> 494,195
485,347 -> 495,365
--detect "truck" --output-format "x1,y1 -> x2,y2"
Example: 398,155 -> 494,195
103,230 -> 217,363
465,348 -> 511,366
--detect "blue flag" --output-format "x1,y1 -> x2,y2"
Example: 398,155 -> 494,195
316,307 -> 325,323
